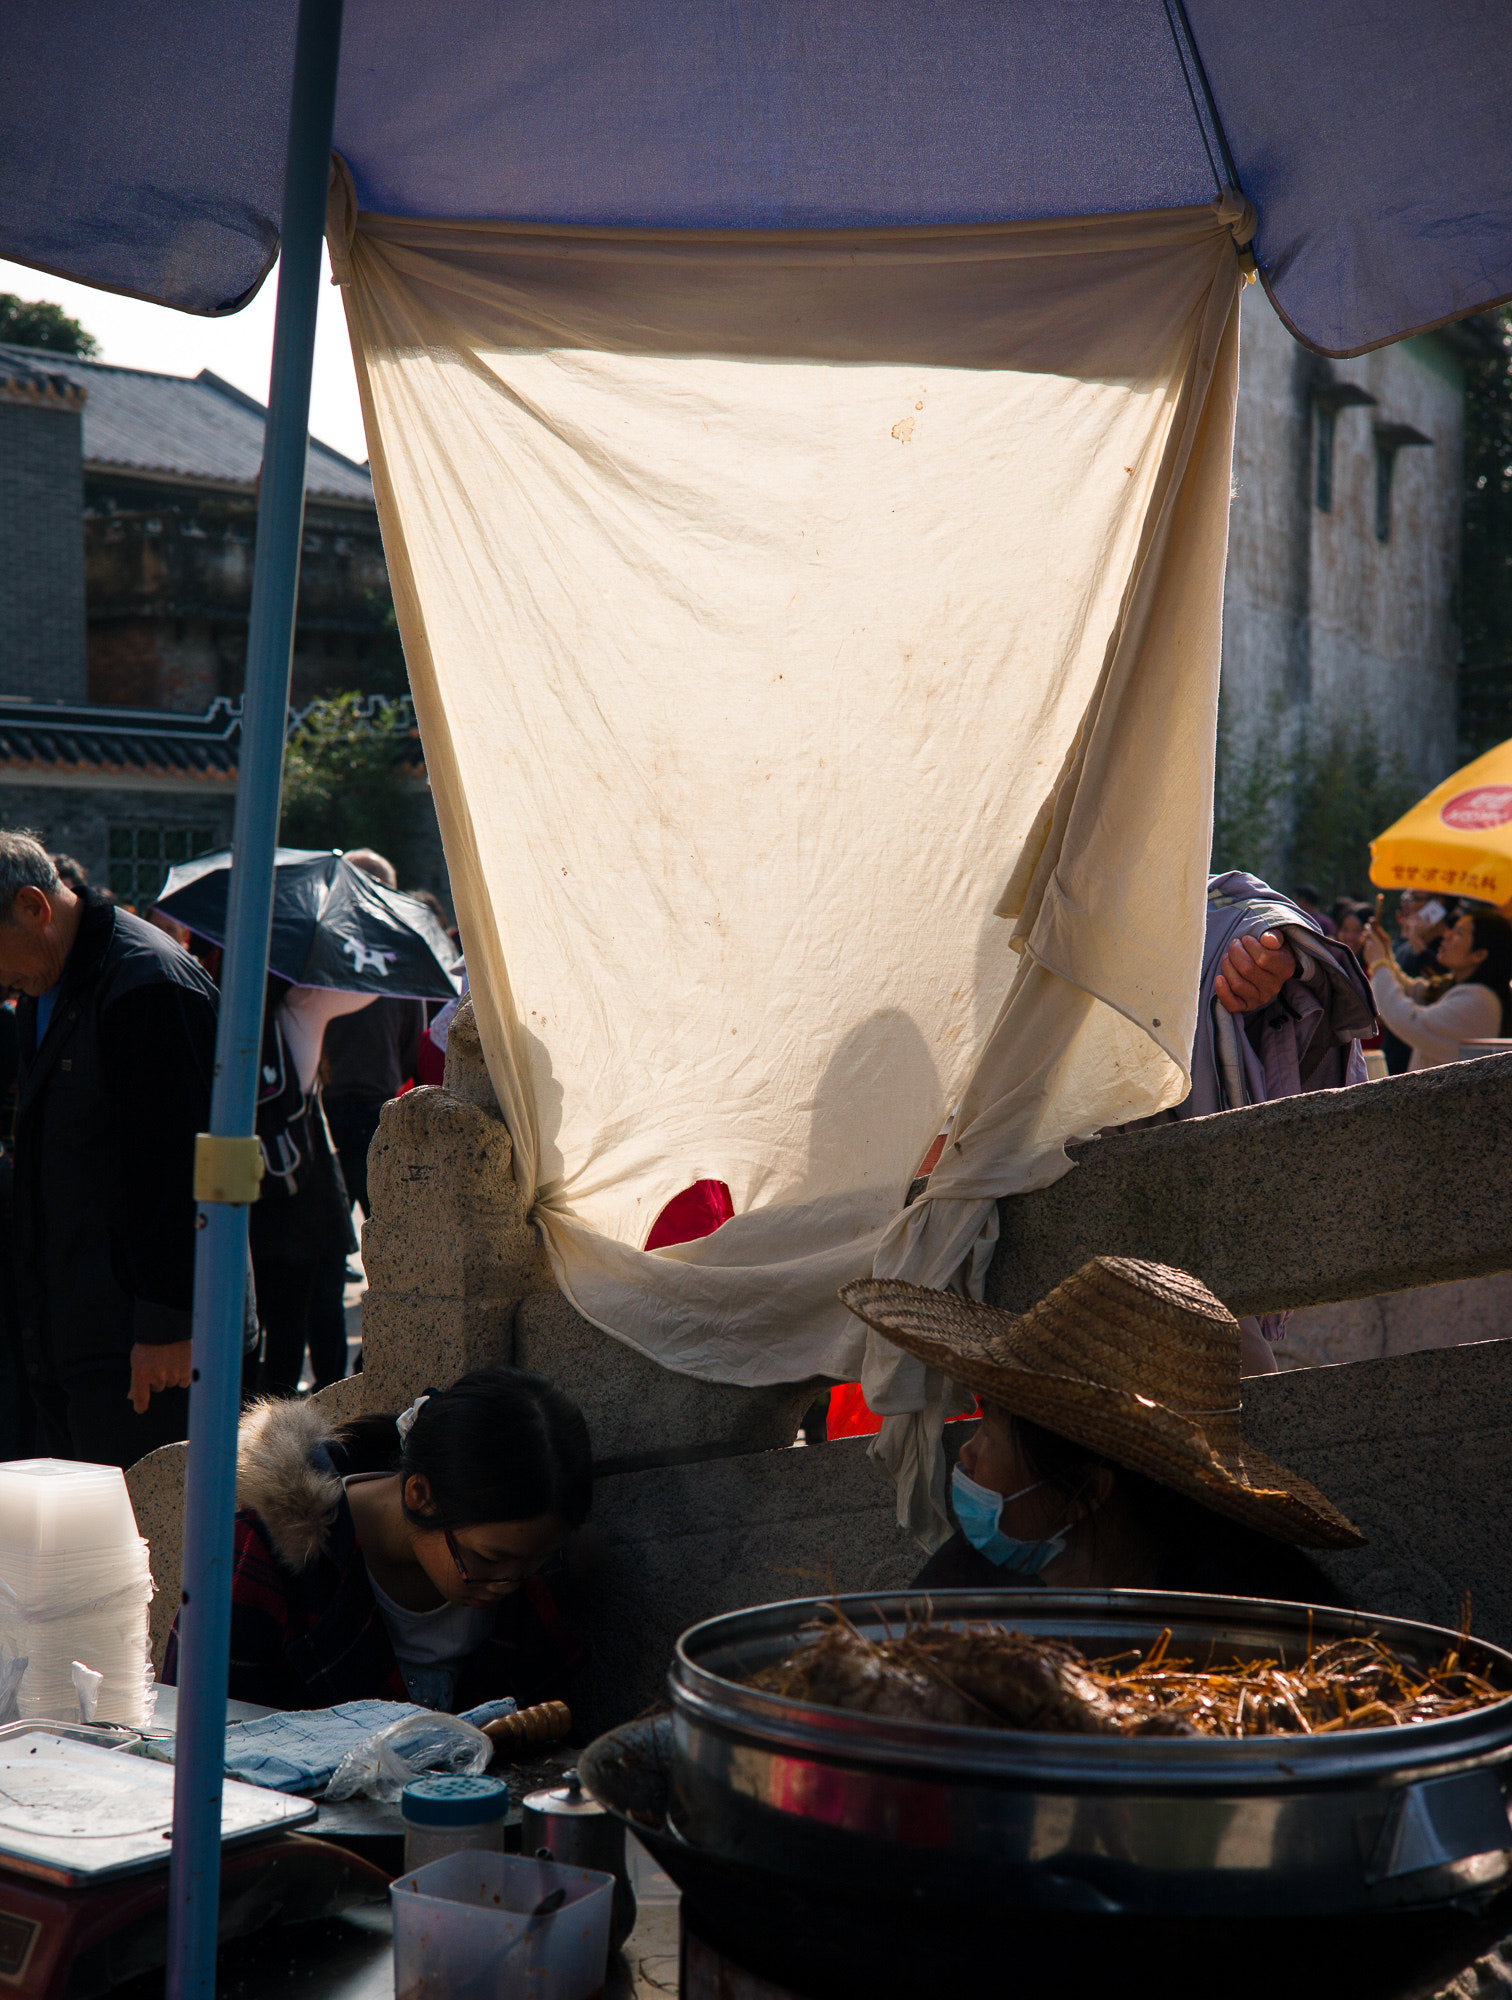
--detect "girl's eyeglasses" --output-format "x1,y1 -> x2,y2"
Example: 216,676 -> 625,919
443,1526 -> 545,1588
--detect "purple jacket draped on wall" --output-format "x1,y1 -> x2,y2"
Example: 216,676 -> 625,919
1180,872 -> 1376,1120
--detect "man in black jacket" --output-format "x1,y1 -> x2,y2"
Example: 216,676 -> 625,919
0,833 -> 218,1467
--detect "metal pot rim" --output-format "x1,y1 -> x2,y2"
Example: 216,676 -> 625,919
671,1588 -> 1512,1790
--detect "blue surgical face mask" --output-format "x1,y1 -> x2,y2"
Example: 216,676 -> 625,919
951,1464 -> 1070,1575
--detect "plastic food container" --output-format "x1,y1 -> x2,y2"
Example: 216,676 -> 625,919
0,1459 -> 154,1728
392,1850 -> 613,2000
401,1773 -> 509,1873
0,1459 -> 140,1553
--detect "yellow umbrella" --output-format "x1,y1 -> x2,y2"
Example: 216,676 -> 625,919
1370,739 -> 1512,907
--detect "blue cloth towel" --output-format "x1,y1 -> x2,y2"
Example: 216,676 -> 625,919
218,1699 -> 419,1794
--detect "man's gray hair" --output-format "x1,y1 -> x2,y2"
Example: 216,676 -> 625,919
0,832 -> 61,922
344,847 -> 397,890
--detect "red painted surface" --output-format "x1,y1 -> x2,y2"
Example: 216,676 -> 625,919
645,1178 -> 735,1250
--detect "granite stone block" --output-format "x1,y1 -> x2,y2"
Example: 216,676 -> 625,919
988,1055 -> 1512,1316
1281,1274 -> 1512,1369
358,1081 -> 552,1410
514,1288 -> 825,1467
563,1435 -> 919,1736
1242,1339 -> 1512,1646
124,1442 -> 189,1676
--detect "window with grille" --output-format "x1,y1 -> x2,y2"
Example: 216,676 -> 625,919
1374,439 -> 1396,543
107,826 -> 218,905
1314,404 -> 1336,512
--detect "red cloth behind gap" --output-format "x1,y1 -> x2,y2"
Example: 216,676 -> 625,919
645,1178 -> 735,1251
413,1029 -> 446,1088
826,1382 -> 883,1438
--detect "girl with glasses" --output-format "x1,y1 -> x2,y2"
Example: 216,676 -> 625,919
164,1366 -> 591,1713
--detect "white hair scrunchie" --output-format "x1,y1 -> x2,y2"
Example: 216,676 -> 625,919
396,1389 -> 437,1445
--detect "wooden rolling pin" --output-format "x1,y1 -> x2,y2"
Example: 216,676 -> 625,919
483,1700 -> 572,1752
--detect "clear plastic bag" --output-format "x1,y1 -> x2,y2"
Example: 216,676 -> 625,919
323,1708 -> 492,1803
71,1661 -> 103,1723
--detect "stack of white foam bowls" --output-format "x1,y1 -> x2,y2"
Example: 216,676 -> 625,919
0,1459 -> 154,1728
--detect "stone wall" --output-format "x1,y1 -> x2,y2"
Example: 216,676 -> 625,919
1244,1340 -> 1512,1644
0,777 -> 236,894
986,1054 -> 1512,1317
0,764 -> 446,910
0,394 -> 87,703
125,1018 -> 1512,1724
1221,288 -> 1469,795
83,481 -> 399,714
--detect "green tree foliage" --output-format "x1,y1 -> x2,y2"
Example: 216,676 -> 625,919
1286,723 -> 1420,902
360,600 -> 411,700
1461,306 -> 1512,757
0,295 -> 100,357
1212,702 -> 1289,886
279,694 -> 412,854
1213,712 -> 1419,904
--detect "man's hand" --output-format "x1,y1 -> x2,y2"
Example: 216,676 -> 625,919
128,1340 -> 193,1415
1213,931 -> 1296,1015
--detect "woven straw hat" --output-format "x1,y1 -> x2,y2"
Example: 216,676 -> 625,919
839,1257 -> 1362,1550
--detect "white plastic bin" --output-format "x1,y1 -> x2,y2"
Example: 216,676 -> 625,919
392,1850 -> 613,2000
0,1460 -> 154,1728
0,1460 -> 139,1553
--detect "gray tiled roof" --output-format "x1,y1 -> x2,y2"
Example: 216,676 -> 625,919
0,345 -> 373,503
0,695 -> 422,779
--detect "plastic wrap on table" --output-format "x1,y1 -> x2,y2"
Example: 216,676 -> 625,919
325,1709 -> 492,1803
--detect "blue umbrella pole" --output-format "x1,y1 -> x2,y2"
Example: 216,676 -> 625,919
166,1 -> 344,1993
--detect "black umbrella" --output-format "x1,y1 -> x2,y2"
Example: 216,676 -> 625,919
156,847 -> 463,1001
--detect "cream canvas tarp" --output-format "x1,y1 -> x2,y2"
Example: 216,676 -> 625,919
330,182 -> 1245,1537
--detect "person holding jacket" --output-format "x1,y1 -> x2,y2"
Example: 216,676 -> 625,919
0,831 -> 217,1466
1129,870 -> 1377,1373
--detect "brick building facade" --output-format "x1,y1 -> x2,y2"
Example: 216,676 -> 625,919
0,361 -> 88,703
1220,289 -> 1495,806
0,345 -> 446,905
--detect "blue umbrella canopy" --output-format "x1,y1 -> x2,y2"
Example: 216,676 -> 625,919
157,847 -> 462,1000
6,1 -> 1510,355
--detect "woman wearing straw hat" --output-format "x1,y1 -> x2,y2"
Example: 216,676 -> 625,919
840,1257 -> 1362,1603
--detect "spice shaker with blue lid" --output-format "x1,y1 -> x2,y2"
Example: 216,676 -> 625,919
401,1773 -> 510,1872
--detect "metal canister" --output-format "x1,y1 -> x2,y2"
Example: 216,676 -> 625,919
522,1767 -> 637,1949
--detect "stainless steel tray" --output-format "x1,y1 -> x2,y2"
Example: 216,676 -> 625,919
668,1591 -> 1512,1917
0,1729 -> 315,1885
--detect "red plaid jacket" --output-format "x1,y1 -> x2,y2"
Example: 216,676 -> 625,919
164,1452 -> 583,1713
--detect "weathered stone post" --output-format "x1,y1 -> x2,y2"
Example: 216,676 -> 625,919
355,996 -> 827,1463
356,1022 -> 553,1412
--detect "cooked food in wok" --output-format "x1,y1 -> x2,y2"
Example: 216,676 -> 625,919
751,1612 -> 1506,1738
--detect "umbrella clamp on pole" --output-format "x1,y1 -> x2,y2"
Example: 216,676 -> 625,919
193,1134 -> 265,1205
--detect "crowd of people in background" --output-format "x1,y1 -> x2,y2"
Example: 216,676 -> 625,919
0,830 -> 458,1471
1289,880 -> 1512,1075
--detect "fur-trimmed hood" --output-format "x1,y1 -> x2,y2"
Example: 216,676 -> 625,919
237,1398 -> 346,1572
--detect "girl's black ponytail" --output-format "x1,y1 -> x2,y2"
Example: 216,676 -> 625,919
340,1366 -> 592,1530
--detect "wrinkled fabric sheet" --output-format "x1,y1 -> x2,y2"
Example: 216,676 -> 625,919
334,189 -> 1243,1539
